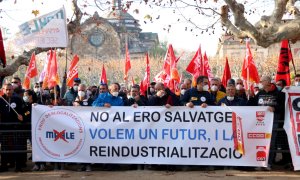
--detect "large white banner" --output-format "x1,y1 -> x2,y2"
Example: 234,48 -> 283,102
32,105 -> 273,167
16,7 -> 68,47
284,87 -> 300,170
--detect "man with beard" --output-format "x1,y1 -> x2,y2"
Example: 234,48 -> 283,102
92,83 -> 124,107
125,84 -> 147,106
63,77 -> 81,106
248,75 -> 285,170
147,82 -> 179,107
180,76 -> 214,108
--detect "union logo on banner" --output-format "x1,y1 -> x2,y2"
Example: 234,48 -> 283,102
35,108 -> 85,159
256,111 -> 265,126
256,146 -> 267,161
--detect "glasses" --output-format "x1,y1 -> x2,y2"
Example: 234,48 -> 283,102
11,82 -> 18,84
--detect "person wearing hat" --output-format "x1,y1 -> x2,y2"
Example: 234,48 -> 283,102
63,78 -> 81,106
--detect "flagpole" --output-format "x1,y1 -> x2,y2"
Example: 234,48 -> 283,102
61,48 -> 68,98
54,48 -> 58,105
0,96 -> 20,116
246,39 -> 250,100
124,36 -> 128,89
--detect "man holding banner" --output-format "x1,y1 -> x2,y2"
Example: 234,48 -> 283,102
248,75 -> 285,170
181,76 -> 214,108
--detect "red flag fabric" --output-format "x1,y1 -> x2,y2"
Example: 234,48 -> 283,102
163,44 -> 177,76
241,40 -> 260,88
275,40 -> 292,86
124,44 -> 131,81
100,64 -> 107,84
186,46 -> 203,79
66,55 -> 79,87
0,29 -> 6,67
140,53 -> 150,96
45,50 -> 60,88
42,50 -> 53,89
203,51 -> 214,80
23,52 -> 38,89
222,57 -> 232,88
154,71 -> 167,82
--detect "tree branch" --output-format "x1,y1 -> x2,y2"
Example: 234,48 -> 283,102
0,48 -> 51,77
220,5 -> 247,39
68,0 -> 83,34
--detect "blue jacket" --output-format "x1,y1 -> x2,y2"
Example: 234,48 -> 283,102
180,88 -> 214,106
92,92 -> 124,107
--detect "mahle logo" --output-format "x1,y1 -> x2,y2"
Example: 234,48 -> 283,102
46,129 -> 75,143
36,108 -> 85,160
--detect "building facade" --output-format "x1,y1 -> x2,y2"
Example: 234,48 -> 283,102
70,1 -> 159,60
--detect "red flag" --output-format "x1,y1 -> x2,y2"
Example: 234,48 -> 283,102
100,64 -> 107,84
124,44 -> 131,81
275,40 -> 292,86
140,53 -> 150,96
163,44 -> 180,92
66,55 -> 79,87
47,50 -> 60,88
163,44 -> 177,76
23,52 -> 38,89
241,40 -> 260,89
154,71 -> 167,82
42,50 -> 53,89
222,57 -> 232,88
203,52 -> 214,80
186,46 -> 203,79
0,28 -> 6,67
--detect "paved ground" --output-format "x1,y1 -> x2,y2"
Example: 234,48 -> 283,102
0,169 -> 300,180
0,163 -> 300,180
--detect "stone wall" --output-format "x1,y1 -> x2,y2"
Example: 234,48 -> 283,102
70,13 -> 121,60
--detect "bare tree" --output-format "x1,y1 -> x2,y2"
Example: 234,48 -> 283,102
2,0 -> 300,81
221,0 -> 300,47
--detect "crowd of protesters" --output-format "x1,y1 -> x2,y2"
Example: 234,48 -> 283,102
0,74 -> 299,172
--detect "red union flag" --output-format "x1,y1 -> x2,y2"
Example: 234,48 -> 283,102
100,64 -> 107,84
232,112 -> 245,155
140,53 -> 150,96
163,44 -> 177,76
241,40 -> 260,88
275,40 -> 292,86
67,55 -> 79,87
43,50 -> 60,89
154,71 -> 167,82
186,46 -> 203,79
203,51 -> 214,80
124,44 -> 131,81
221,57 -> 231,88
23,52 -> 38,89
